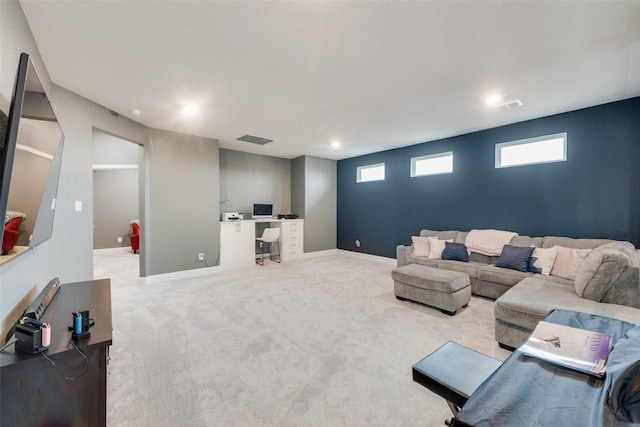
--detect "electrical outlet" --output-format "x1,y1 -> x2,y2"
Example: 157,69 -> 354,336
117,237 -> 122,243
198,253 -> 204,261
355,240 -> 361,248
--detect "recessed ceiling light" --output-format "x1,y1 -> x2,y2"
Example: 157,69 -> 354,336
485,95 -> 502,106
331,140 -> 341,149
183,104 -> 198,116
129,108 -> 142,116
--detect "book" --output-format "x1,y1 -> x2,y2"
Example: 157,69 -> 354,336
519,321 -> 612,377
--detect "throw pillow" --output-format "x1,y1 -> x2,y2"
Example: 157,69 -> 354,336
495,245 -> 535,272
411,236 -> 431,257
527,246 -> 559,276
428,238 -> 452,259
575,247 -> 630,301
441,242 -> 469,262
550,246 -> 592,280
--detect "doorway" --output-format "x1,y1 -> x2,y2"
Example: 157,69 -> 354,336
92,129 -> 142,274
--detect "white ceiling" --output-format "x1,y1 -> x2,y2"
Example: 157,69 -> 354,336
20,1 -> 640,160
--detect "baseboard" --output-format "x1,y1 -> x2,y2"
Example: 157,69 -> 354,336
138,249 -> 395,284
304,248 -> 396,265
303,249 -> 341,258
93,247 -> 132,255
140,265 -> 220,285
338,249 -> 396,265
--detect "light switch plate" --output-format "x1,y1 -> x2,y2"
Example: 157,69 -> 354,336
75,201 -> 82,212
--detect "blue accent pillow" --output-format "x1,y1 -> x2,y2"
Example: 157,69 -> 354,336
441,242 -> 469,262
496,245 -> 535,272
528,256 -> 543,274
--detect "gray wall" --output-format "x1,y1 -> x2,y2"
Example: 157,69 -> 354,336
145,129 -> 219,275
92,129 -> 140,250
291,157 -> 305,219
0,1 -> 148,336
0,2 -> 222,337
219,148 -> 290,218
0,2 -> 336,338
304,156 -> 337,253
291,156 -> 337,253
93,169 -> 139,249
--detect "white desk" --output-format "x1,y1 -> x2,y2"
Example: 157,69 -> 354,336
219,219 -> 304,267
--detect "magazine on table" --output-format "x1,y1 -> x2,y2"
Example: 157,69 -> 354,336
519,320 -> 612,377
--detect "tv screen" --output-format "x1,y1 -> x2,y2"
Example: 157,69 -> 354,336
253,203 -> 273,218
0,54 -> 28,252
0,52 -> 64,263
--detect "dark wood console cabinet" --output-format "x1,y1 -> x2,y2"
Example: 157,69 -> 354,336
1,279 -> 112,426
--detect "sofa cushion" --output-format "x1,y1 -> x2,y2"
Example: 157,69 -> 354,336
442,242 -> 469,262
437,260 -> 483,279
392,264 -> 469,293
428,238 -> 453,259
528,246 -> 559,276
411,236 -> 432,257
550,246 -> 592,280
477,265 -> 533,287
575,246 -> 631,301
428,238 -> 445,259
529,273 -> 574,286
469,252 -> 492,264
454,231 -> 469,244
495,245 -> 535,272
405,254 -> 439,268
541,236 -> 613,250
420,229 -> 459,241
592,241 -> 637,259
495,277 -> 640,332
510,235 -> 543,248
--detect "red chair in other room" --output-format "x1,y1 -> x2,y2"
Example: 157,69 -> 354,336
130,222 -> 140,254
2,217 -> 22,255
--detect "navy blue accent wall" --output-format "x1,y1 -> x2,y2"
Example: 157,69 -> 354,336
337,97 -> 640,258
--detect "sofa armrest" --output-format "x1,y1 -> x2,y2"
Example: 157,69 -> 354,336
601,265 -> 640,308
632,249 -> 640,268
396,244 -> 411,267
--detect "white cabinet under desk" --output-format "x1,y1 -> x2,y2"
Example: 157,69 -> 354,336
220,219 -> 304,266
220,221 -> 255,267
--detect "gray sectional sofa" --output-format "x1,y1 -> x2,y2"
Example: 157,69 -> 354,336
396,229 -> 640,349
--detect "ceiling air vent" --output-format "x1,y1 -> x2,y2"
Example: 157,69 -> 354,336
496,99 -> 523,111
236,135 -> 273,145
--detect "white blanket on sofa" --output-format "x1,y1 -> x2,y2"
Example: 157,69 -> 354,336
465,229 -> 518,256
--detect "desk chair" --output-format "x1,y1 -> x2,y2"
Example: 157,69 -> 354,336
256,228 -> 280,266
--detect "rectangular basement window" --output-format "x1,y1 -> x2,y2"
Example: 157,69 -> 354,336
357,163 -> 385,183
411,151 -> 453,177
496,133 -> 567,168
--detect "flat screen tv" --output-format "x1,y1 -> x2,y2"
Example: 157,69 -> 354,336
253,203 -> 273,219
0,52 -> 64,264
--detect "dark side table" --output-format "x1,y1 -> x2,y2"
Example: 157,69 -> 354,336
1,279 -> 112,427
412,341 -> 502,423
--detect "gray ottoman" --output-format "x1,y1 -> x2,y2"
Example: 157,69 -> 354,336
392,264 -> 471,315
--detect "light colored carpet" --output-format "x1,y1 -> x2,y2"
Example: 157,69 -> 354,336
95,249 -> 510,426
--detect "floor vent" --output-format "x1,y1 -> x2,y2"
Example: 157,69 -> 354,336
236,135 -> 273,145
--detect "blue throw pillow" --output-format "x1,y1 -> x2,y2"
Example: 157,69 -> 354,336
496,245 -> 535,272
441,242 -> 469,262
528,256 -> 543,274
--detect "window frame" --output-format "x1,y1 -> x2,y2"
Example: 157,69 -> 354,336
495,132 -> 567,169
356,162 -> 385,183
410,151 -> 454,178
